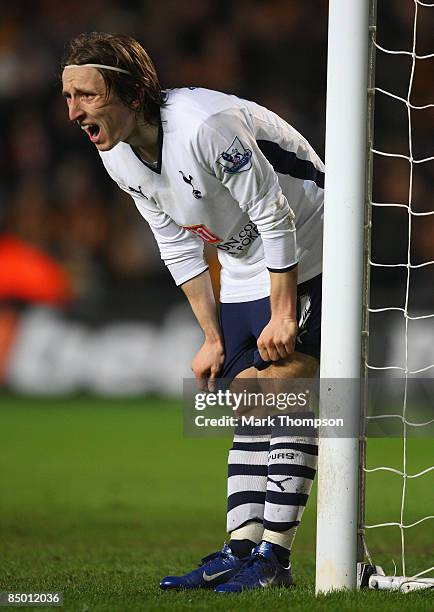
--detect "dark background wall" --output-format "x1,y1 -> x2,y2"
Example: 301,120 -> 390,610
0,1 -> 432,327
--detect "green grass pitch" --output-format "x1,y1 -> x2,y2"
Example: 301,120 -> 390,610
0,394 -> 432,611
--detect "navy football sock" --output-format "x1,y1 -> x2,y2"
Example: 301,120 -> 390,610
270,542 -> 290,566
228,538 -> 256,559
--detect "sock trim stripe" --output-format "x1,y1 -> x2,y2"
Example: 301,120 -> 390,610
234,425 -> 272,436
268,464 -> 316,479
228,475 -> 268,496
265,500 -> 305,520
263,520 -> 300,531
236,518 -> 264,527
228,464 -> 268,477
230,521 -> 264,544
269,442 -> 318,456
233,435 -> 271,443
232,442 -> 270,452
227,490 -> 266,511
271,436 -> 318,445
229,450 -> 269,466
265,490 -> 308,506
227,504 -> 265,530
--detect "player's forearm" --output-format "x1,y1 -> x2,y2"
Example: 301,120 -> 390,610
180,270 -> 222,343
249,193 -> 298,271
269,266 -> 298,320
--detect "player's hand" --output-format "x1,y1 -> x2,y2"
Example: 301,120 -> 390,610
191,339 -> 225,392
257,316 -> 298,363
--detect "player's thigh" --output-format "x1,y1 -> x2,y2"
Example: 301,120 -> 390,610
258,351 -> 319,379
230,366 -> 259,397
231,353 -> 318,384
234,366 -> 257,380
256,352 -> 318,412
230,356 -> 317,416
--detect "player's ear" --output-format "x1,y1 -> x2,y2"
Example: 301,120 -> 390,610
131,87 -> 143,111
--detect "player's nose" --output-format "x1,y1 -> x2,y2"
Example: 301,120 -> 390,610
68,99 -> 85,122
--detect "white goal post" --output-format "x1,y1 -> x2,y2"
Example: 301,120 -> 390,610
316,0 -> 434,594
315,0 -> 370,593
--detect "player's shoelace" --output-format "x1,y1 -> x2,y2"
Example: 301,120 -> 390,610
226,551 -> 273,584
199,549 -> 231,567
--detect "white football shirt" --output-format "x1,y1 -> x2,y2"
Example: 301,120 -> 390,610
99,88 -> 324,302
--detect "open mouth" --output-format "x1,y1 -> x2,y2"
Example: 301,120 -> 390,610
89,124 -> 99,137
81,123 -> 100,142
88,124 -> 100,141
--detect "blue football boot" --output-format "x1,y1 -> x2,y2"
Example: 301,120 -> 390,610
160,543 -> 244,590
214,541 -> 293,593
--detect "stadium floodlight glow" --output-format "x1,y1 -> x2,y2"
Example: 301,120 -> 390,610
316,0 -> 434,595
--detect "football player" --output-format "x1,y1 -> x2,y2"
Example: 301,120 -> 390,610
61,32 -> 323,593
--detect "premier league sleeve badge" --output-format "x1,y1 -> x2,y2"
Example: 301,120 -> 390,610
217,137 -> 253,174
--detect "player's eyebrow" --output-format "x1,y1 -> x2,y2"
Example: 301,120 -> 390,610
62,88 -> 97,97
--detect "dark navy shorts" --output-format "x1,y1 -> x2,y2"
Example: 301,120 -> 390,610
220,274 -> 322,381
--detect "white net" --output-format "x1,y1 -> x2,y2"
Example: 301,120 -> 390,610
362,0 -> 434,587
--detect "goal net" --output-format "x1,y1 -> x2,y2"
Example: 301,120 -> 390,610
360,0 -> 434,593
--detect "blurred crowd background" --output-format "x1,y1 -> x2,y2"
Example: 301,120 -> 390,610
0,1 -> 432,395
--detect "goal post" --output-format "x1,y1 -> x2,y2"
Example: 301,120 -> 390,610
315,0 -> 371,593
316,0 -> 434,595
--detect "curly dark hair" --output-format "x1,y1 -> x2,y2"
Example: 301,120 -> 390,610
61,32 -> 165,125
